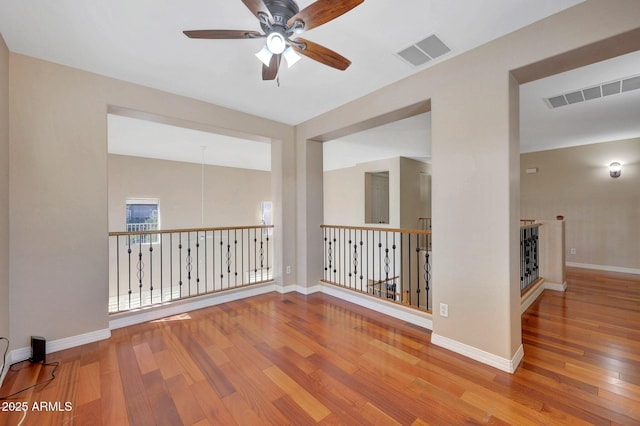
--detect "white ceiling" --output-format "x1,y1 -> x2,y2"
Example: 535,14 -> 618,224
3,0 -> 639,171
0,0 -> 584,125
108,114 -> 272,171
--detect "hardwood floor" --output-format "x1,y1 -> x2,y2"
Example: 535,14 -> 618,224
1,267 -> 639,425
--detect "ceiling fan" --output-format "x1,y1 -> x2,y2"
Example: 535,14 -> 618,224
183,0 -> 364,80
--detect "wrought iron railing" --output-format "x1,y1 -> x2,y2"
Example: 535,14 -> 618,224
108,225 -> 274,313
321,225 -> 432,312
520,223 -> 541,292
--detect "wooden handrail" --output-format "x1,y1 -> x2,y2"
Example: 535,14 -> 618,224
520,223 -> 542,230
321,224 -> 432,235
109,224 -> 274,237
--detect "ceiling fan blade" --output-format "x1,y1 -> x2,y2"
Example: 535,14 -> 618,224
262,54 -> 281,80
287,0 -> 364,31
241,0 -> 273,21
291,38 -> 351,71
183,30 -> 261,39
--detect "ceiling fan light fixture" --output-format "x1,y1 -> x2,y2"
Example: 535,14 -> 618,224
255,45 -> 273,66
266,32 -> 286,54
283,46 -> 301,68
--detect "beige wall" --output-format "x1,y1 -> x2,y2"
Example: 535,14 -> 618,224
324,157 -> 430,230
297,1 -> 640,365
0,34 -> 9,342
521,138 -> 640,270
324,157 -> 401,227
9,53 -> 295,350
400,158 -> 431,229
108,154 -> 271,231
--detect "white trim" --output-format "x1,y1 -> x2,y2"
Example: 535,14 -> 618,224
567,262 -> 640,275
301,284 -> 323,295
544,281 -> 568,292
520,279 -> 545,315
8,329 -> 111,364
431,333 -> 524,373
320,283 -> 432,330
109,283 -> 276,330
277,284 -> 299,294
276,284 -> 322,295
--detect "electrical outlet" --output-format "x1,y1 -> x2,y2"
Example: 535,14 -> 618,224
286,266 -> 291,274
439,303 -> 449,318
570,248 -> 576,255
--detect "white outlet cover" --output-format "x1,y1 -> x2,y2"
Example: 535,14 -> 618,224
439,303 -> 449,318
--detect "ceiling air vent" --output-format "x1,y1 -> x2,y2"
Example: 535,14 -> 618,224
397,34 -> 451,67
545,73 -> 640,108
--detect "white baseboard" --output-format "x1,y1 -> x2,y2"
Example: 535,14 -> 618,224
109,283 -> 277,330
320,283 -> 432,330
277,284 -> 299,294
545,281 -> 568,292
8,328 -> 111,365
277,284 -> 322,295
520,280 -> 546,315
567,262 -> 640,275
431,333 -> 524,373
303,284 -> 323,295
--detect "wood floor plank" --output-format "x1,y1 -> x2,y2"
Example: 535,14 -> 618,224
133,343 -> 159,376
263,364 -> 331,422
189,380 -> 237,426
164,373 -> 206,426
76,361 -> 101,406
1,267 -> 639,424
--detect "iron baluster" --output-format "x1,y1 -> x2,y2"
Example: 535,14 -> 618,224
266,231 -> 270,280
327,232 -> 333,282
415,235 -> 421,309
204,231 -> 208,293
392,233 -> 397,302
219,231 -> 224,286
234,230 -> 238,286
116,235 -> 120,312
378,231 -> 382,296
160,232 -> 163,302
359,230 -> 363,292
408,233 -> 412,305
259,228 -> 264,281
137,237 -> 144,307
186,232 -> 192,296
196,232 -> 200,294
226,229 -> 231,288
323,228 -> 327,281
424,247 -> 431,310
149,241 -> 154,304
127,236 -> 132,309
178,233 -> 183,297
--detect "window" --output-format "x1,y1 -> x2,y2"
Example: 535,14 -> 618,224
126,199 -> 159,243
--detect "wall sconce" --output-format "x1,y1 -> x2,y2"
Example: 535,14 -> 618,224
609,162 -> 622,178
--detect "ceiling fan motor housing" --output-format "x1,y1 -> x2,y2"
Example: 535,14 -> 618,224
265,0 -> 300,24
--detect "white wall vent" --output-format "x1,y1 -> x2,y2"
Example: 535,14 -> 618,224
545,73 -> 640,108
397,34 -> 451,67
